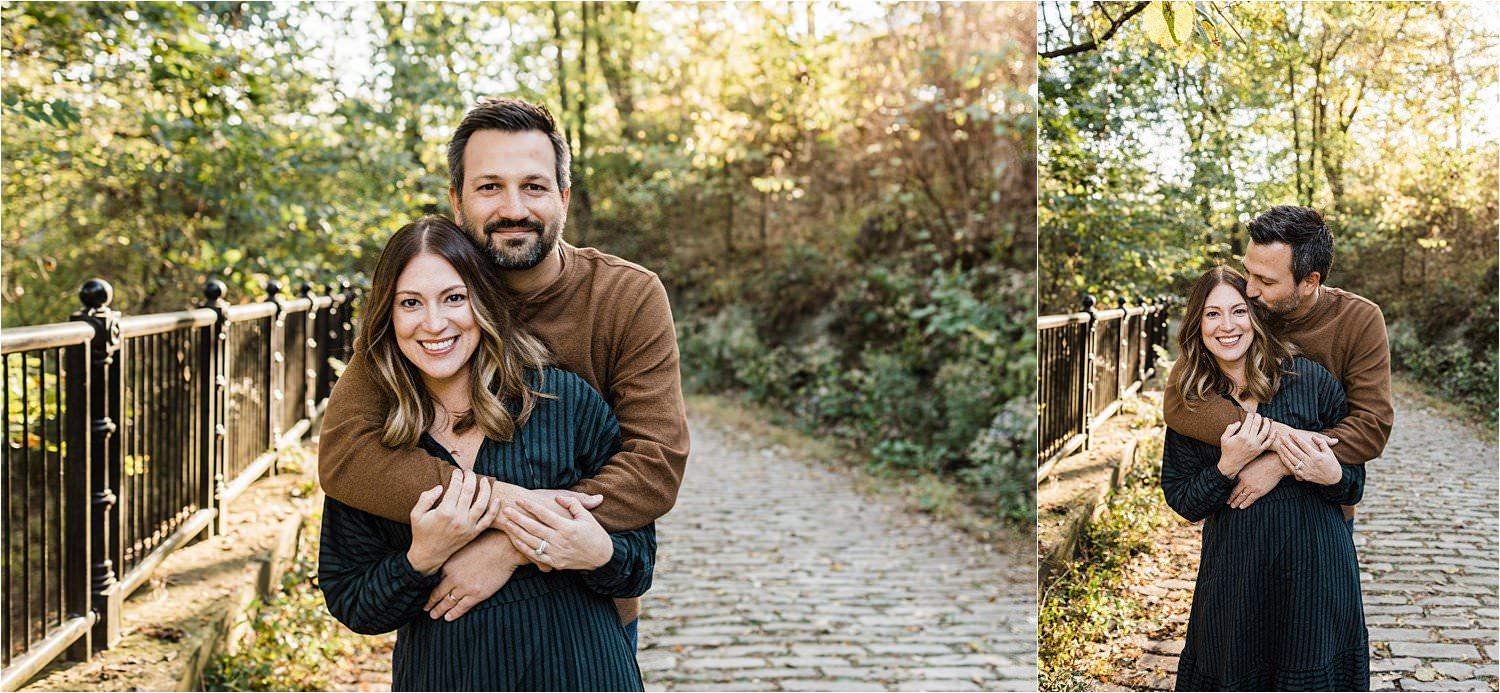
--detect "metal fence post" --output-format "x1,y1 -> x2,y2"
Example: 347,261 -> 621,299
1144,297 -> 1158,380
62,306 -> 94,659
1116,297 -> 1130,399
1081,294 -> 1097,451
299,282 -> 318,423
68,279 -> 122,652
199,281 -> 229,537
266,281 -> 285,468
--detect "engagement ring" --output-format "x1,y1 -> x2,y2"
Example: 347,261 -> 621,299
446,593 -> 460,602
535,540 -> 549,556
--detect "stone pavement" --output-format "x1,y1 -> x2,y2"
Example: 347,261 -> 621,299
1101,393 -> 1499,691
638,417 -> 1038,691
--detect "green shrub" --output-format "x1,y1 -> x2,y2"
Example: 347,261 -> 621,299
677,305 -> 764,393
676,260 -> 1035,527
959,395 -> 1037,523
1389,319 -> 1498,417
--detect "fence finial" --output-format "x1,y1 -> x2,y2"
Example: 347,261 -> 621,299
79,278 -> 113,311
202,279 -> 226,305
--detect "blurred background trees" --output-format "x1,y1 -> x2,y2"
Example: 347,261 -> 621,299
1039,1 -> 1498,415
2,2 -> 1036,522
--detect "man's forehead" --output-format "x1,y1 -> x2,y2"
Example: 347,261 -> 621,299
1243,241 -> 1293,275
464,129 -> 556,178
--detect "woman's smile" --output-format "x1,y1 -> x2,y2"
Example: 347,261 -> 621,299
418,336 -> 460,355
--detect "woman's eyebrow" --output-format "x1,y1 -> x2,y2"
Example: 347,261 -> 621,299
394,284 -> 466,296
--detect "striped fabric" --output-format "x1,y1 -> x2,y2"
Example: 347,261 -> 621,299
318,368 -> 653,691
1161,357 -> 1369,691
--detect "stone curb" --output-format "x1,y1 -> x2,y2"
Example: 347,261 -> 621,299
178,502 -> 315,691
1040,429 -> 1152,582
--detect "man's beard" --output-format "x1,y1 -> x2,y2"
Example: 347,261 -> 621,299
464,216 -> 562,270
1251,293 -> 1300,318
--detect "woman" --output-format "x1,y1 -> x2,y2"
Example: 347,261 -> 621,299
1160,266 -> 1367,691
318,216 -> 652,691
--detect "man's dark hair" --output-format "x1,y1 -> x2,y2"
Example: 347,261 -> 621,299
447,98 -> 571,197
1246,205 -> 1333,285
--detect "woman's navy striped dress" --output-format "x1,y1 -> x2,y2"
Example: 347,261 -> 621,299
1161,356 -> 1368,691
318,368 -> 653,691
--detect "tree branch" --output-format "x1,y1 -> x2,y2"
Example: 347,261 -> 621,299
1040,2 -> 1150,59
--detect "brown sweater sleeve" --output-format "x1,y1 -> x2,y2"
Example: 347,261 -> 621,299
1162,353 -> 1243,446
571,276 -> 690,532
318,350 -> 454,523
1322,304 -> 1394,465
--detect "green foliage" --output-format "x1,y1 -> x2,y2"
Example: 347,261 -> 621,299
1389,320 -> 1498,419
680,264 -> 1036,525
204,514 -> 369,691
1038,437 -> 1172,690
958,396 -> 1037,523
1039,1 -> 1498,416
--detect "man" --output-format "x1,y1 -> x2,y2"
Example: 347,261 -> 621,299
1164,205 -> 1394,518
319,98 -> 689,646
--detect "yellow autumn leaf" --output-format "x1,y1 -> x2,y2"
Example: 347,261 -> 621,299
1143,1 -> 1196,48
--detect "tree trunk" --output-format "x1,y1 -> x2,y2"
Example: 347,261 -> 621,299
723,164 -> 735,258
596,3 -> 638,135
1289,59 -> 1304,203
574,1 -> 594,246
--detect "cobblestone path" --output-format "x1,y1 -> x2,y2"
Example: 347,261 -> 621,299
639,417 -> 1037,691
1102,393 -> 1499,691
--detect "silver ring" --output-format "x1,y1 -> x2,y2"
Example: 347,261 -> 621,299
535,539 -> 549,556
446,593 -> 461,602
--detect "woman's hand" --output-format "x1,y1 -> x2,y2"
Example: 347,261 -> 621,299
500,496 -> 614,571
407,469 -> 502,576
1218,412 -> 1274,478
1275,432 -> 1343,486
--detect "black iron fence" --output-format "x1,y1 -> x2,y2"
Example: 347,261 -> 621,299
1,277 -> 362,690
1038,296 -> 1173,474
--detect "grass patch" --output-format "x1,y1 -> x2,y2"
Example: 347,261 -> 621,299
1038,435 -> 1173,691
686,392 -> 1030,550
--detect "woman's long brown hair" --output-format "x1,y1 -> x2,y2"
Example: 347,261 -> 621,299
356,216 -> 551,448
1175,266 -> 1298,409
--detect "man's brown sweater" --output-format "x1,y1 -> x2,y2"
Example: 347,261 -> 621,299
1164,286 -> 1394,465
319,242 -> 690,532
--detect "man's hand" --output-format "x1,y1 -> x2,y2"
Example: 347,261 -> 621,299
501,496 -> 614,571
1228,452 -> 1287,510
488,483 -> 604,526
1275,433 -> 1342,486
1269,425 -> 1339,476
424,530 -> 527,621
1266,423 -> 1338,456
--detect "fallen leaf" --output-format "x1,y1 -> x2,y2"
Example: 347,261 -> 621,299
140,624 -> 186,642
